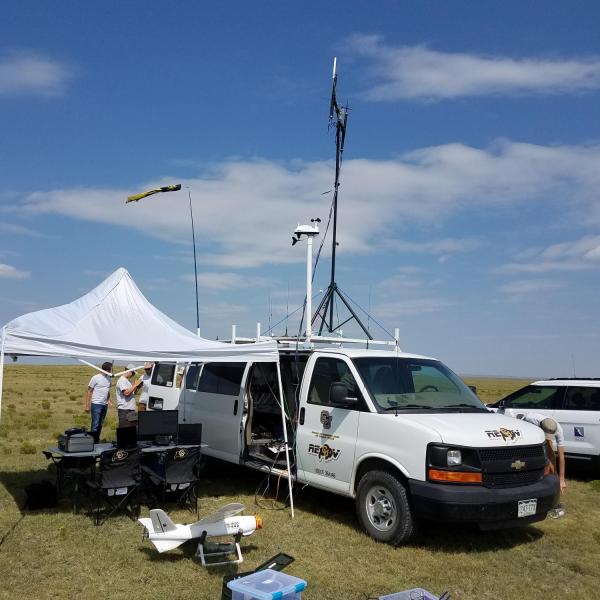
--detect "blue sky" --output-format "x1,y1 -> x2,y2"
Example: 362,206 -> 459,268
1,2 -> 600,377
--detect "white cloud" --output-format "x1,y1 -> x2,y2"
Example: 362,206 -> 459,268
182,271 -> 271,291
17,141 -> 600,268
373,297 -> 453,318
0,51 -> 74,97
501,235 -> 600,273
498,279 -> 563,295
0,222 -> 49,237
382,237 -> 480,255
0,263 -> 30,279
344,34 -> 600,100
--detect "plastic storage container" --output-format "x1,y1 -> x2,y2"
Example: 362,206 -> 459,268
379,589 -> 439,600
227,568 -> 307,600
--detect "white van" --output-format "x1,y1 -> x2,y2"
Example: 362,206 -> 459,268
489,378 -> 600,470
148,348 -> 559,544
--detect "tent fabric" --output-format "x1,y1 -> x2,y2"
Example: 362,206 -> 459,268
1,267 -> 278,363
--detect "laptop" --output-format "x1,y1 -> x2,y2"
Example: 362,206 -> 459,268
116,426 -> 138,449
177,423 -> 202,445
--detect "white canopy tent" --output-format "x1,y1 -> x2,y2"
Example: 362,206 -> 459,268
0,268 -> 294,516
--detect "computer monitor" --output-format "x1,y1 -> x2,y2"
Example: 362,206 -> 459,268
137,410 -> 179,444
177,423 -> 202,445
116,426 -> 138,449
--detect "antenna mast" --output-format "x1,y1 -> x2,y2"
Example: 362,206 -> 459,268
312,57 -> 373,339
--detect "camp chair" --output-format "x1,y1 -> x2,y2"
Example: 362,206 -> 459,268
42,451 -> 95,513
141,446 -> 202,516
87,447 -> 141,526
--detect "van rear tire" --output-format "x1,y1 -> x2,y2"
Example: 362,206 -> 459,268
356,470 -> 417,545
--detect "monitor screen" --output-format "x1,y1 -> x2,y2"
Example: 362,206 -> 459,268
178,423 -> 202,445
137,410 -> 179,441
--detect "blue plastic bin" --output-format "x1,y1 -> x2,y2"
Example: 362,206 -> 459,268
379,589 -> 439,600
227,568 -> 307,600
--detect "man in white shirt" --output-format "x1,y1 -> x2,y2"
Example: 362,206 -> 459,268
136,362 -> 154,412
85,362 -> 113,442
117,364 -> 143,427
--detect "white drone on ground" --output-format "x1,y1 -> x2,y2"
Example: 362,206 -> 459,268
138,503 -> 262,566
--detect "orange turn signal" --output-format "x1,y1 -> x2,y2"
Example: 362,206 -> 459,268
428,469 -> 482,484
543,461 -> 553,476
255,516 -> 263,530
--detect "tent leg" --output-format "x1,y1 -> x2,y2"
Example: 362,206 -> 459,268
0,327 -> 6,425
276,361 -> 295,518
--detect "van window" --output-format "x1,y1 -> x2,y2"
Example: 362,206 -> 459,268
197,363 -> 246,396
308,357 -> 362,407
185,364 -> 202,390
564,387 -> 600,411
505,385 -> 562,410
151,363 -> 175,387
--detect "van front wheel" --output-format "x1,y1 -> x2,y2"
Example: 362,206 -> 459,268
356,470 -> 417,545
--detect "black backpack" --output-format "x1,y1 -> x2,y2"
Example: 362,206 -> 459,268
24,480 -> 58,510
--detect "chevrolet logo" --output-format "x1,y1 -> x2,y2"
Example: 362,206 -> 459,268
511,459 -> 526,470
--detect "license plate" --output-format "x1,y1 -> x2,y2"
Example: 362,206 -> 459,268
517,498 -> 537,518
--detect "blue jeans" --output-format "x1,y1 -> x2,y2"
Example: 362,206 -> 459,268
90,404 -> 108,440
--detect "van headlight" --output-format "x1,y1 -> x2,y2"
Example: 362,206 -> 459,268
447,449 -> 462,466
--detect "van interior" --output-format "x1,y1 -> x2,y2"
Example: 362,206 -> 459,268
244,352 -> 309,467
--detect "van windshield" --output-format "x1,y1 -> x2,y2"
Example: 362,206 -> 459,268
353,357 -> 487,412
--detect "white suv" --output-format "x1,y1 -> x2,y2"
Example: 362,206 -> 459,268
489,379 -> 600,469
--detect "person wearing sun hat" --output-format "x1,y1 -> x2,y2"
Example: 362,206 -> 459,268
116,364 -> 143,427
136,362 -> 154,412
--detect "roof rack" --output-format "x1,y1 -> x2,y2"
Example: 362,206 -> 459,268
544,377 -> 600,381
221,325 -> 400,350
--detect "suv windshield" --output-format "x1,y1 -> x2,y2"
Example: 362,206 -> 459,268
353,357 -> 486,412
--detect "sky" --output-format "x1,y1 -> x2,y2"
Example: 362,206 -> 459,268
1,1 -> 600,377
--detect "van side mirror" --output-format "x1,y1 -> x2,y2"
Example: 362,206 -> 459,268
330,382 -> 358,407
468,385 -> 477,394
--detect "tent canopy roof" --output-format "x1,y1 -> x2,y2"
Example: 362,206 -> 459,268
1,268 -> 277,363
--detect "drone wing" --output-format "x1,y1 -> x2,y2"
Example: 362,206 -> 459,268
195,503 -> 245,526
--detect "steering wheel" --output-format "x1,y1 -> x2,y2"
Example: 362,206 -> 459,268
418,385 -> 439,393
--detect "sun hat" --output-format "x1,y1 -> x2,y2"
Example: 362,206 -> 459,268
143,361 -> 154,369
126,363 -> 136,371
540,417 -> 557,441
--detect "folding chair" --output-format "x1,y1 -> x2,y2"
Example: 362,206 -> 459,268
87,448 -> 141,526
43,451 -> 95,513
142,446 -> 202,516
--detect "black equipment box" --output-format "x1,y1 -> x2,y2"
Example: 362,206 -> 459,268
58,432 -> 95,452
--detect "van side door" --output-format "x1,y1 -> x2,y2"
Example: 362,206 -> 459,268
181,362 -> 247,462
296,355 -> 366,495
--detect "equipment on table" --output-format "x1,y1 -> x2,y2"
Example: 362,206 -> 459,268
58,428 -> 94,452
222,553 -> 295,600
116,426 -> 138,449
177,423 -> 203,445
226,569 -> 306,600
137,410 -> 179,445
138,503 -> 262,567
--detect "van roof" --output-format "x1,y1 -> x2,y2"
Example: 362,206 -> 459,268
289,347 -> 437,360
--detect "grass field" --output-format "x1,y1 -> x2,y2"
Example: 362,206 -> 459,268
1,366 -> 599,600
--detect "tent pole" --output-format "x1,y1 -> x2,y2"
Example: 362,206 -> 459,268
276,360 -> 295,518
0,327 -> 6,424
77,358 -> 112,375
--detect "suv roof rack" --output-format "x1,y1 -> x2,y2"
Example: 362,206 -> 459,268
543,377 -> 600,381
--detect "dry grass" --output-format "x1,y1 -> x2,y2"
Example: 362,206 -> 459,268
0,366 -> 599,600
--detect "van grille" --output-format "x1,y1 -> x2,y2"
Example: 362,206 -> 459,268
478,444 -> 546,489
479,445 -> 544,462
